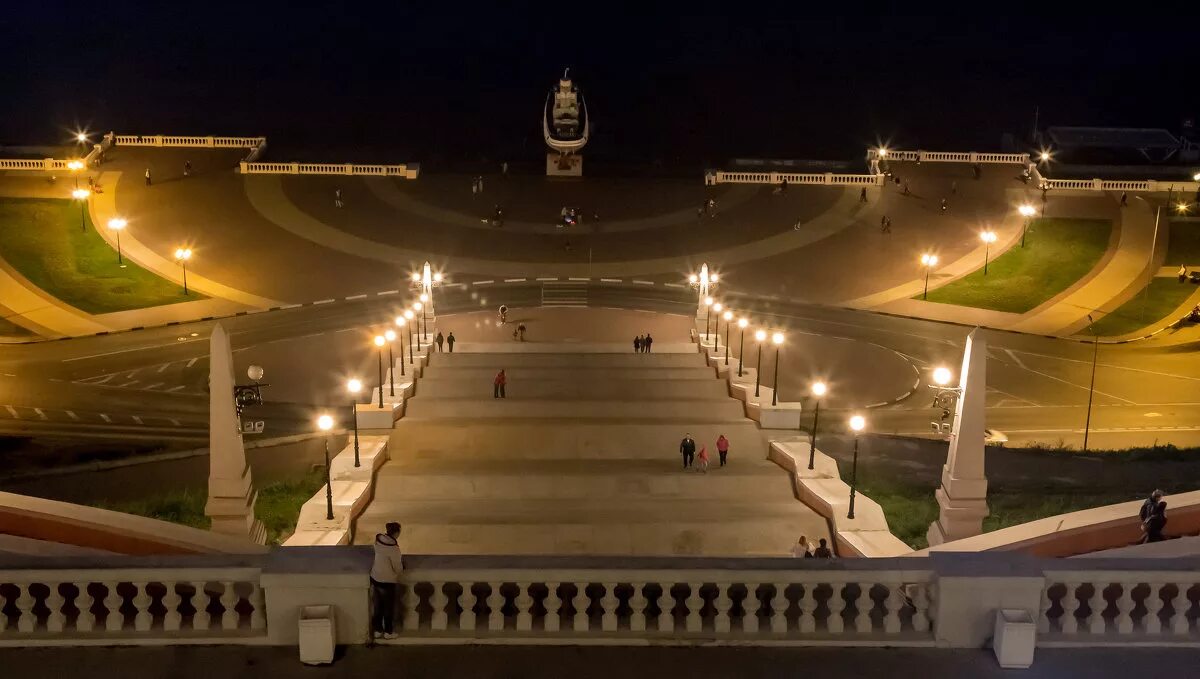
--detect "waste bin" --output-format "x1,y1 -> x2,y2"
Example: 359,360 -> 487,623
298,605 -> 336,665
993,608 -> 1036,669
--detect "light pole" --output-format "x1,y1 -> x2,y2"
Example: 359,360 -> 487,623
980,230 -> 997,275
920,253 -> 938,300
107,218 -> 127,267
403,310 -> 416,364
384,329 -> 397,397
704,297 -> 714,342
1018,204 -> 1036,248
174,248 -> 192,295
712,303 -> 723,351
847,414 -> 866,520
754,329 -> 767,397
736,318 -> 748,376
722,310 -> 733,365
347,379 -> 362,467
71,188 -> 90,231
413,303 -> 424,351
419,293 -> 430,337
317,414 -> 335,520
770,332 -> 784,406
67,159 -> 84,189
1083,314 -> 1099,453
394,316 -> 407,376
373,335 -> 386,408
807,382 -> 827,470
689,263 -> 717,317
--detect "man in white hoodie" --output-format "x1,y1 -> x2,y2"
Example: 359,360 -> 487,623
371,522 -> 404,639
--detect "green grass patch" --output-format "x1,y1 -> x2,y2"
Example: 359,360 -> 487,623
0,197 -> 204,314
921,218 -> 1112,313
1164,221 -> 1200,265
1087,278 -> 1196,337
96,470 -> 325,545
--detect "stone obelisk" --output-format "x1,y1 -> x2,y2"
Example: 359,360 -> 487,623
205,323 -> 266,544
927,327 -> 990,546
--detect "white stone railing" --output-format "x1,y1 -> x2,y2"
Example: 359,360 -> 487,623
1041,178 -> 1200,194
0,158 -> 73,172
707,170 -> 881,186
867,149 -> 1031,164
113,134 -> 265,148
1039,560 -> 1200,643
0,555 -> 266,645
240,161 -> 420,179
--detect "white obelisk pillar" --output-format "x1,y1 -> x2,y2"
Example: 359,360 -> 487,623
927,328 -> 990,546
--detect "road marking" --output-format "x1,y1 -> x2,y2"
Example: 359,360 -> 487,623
33,408 -> 47,420
186,357 -> 199,368
132,415 -> 143,425
568,277 -> 590,282
65,410 -> 79,420
63,339 -> 204,362
3,406 -> 17,418
600,278 -> 622,283
377,290 -> 399,296
504,278 -> 526,283
535,277 -> 558,282
168,418 -> 181,426
280,303 -> 302,309
99,413 -> 112,423
78,374 -> 114,384
1004,349 -> 1028,371
335,327 -> 355,333
315,299 -> 336,305
116,381 -> 139,388
664,283 -> 685,288
346,294 -> 368,300
473,280 -> 494,285
1009,361 -> 1136,405
166,385 -> 186,392
143,382 -> 164,390
632,280 -> 655,285
157,363 -> 170,373
124,371 -> 137,379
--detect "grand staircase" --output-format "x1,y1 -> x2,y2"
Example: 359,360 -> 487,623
354,341 -> 828,556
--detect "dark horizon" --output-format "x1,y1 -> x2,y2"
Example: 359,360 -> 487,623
3,4 -> 1197,168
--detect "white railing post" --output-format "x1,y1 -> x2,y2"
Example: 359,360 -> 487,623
1092,178 -> 1104,192
543,582 -> 561,633
1060,583 -> 1081,634
911,584 -> 930,633
133,581 -> 153,632
600,582 -> 619,632
884,582 -> 903,634
855,582 -> 873,633
656,584 -> 674,633
163,583 -> 183,631
827,584 -> 846,634
572,583 -> 589,632
431,582 -> 450,631
46,584 -> 66,633
191,581 -> 211,631
713,583 -> 733,633
515,582 -> 534,632
403,585 -> 421,632
685,583 -> 704,633
220,581 -> 239,631
1144,584 -> 1164,635
75,582 -> 97,632
1115,584 -> 1135,634
458,583 -> 477,632
742,583 -> 760,634
291,162 -> 300,175
629,582 -> 648,633
104,582 -> 125,632
1170,583 -> 1190,635
486,583 -> 504,632
772,582 -> 790,634
1087,584 -> 1107,634
16,584 -> 36,633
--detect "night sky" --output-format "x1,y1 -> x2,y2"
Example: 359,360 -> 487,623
3,3 -> 1197,170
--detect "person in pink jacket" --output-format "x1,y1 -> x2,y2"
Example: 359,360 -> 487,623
696,445 -> 709,473
716,434 -> 730,467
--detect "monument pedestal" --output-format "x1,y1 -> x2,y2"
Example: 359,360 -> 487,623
356,402 -> 401,429
206,466 -> 266,544
546,153 -> 582,177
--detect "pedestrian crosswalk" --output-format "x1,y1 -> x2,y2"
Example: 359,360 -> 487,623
541,282 -> 588,308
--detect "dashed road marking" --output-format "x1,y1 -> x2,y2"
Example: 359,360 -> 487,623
568,277 -> 590,282
664,283 -> 685,288
33,408 -> 47,420
600,278 -> 622,283
168,418 -> 181,426
166,385 -> 186,392
535,277 -> 558,282
157,363 -> 170,373
377,290 -> 399,296
99,413 -> 112,423
3,405 -> 16,418
116,381 -> 139,388
632,280 -> 654,285
66,410 -> 79,420
315,299 -> 336,305
186,357 -> 199,368
346,294 -> 368,300
124,370 -> 137,379
143,382 -> 164,390
280,303 -> 302,309
504,278 -> 526,283
132,415 -> 143,424
473,280 -> 494,285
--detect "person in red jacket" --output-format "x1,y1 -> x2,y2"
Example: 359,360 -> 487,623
493,369 -> 507,399
716,434 -> 730,467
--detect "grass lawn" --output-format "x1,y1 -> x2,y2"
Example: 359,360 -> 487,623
920,218 -> 1112,313
1164,221 -> 1200,265
0,197 -> 204,314
97,470 -> 325,545
1088,278 -> 1196,337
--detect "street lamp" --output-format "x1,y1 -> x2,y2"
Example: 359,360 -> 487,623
979,230 -> 997,275
393,316 -> 407,376
736,318 -> 749,377
770,332 -> 784,406
384,329 -> 397,397
174,248 -> 192,295
419,293 -> 430,336
807,381 -> 827,470
373,335 -> 386,408
920,253 -> 938,300
689,263 -> 716,315
75,131 -> 89,144
346,379 -> 362,467
413,302 -> 424,351
704,297 -> 714,342
722,310 -> 733,365
754,329 -> 767,397
847,414 -> 866,519
712,303 -> 723,351
67,159 -> 85,189
107,218 -> 127,267
403,310 -> 416,364
1018,204 -> 1036,248
317,414 -> 335,520
932,366 -> 953,387
71,188 -> 90,231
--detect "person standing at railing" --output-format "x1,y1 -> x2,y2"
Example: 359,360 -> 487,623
145,167 -> 152,186
334,187 -> 343,208
371,522 -> 404,640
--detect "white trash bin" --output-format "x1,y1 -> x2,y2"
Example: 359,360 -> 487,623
298,604 -> 336,665
993,608 -> 1036,669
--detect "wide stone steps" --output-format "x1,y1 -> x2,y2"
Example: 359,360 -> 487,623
430,353 -> 705,368
402,399 -> 747,421
419,366 -> 717,381
414,378 -> 730,400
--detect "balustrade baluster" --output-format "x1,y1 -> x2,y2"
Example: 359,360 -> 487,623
855,582 -> 874,634
250,584 -> 266,631
1060,582 -> 1081,634
1087,583 -> 1107,634
773,583 -> 791,634
1170,583 -> 1191,635
105,581 -> 126,632
826,584 -> 847,634
685,583 -> 704,633
220,581 -> 239,631
486,582 -> 505,632
543,583 -> 561,633
656,585 -> 674,634
1143,584 -> 1164,635
74,582 -> 96,632
713,583 -> 733,634
402,584 -> 421,632
15,584 -> 37,633
742,583 -> 760,635
572,583 -> 589,632
458,583 -> 477,632
600,583 -> 619,632
46,583 -> 66,633
163,582 -> 183,632
911,585 -> 930,633
431,582 -> 450,631
1115,583 -> 1135,634
515,582 -> 534,632
133,581 -> 153,632
629,583 -> 648,633
883,583 -> 903,634
1038,586 -> 1054,634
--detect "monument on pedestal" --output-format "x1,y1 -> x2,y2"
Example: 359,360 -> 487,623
927,328 -> 990,546
543,68 -> 588,177
205,323 -> 266,544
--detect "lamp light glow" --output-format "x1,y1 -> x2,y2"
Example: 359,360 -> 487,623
849,415 -> 865,432
812,381 -> 827,397
933,366 -> 953,386
317,414 -> 334,431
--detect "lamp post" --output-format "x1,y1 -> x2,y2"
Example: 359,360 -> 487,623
419,293 -> 430,337
847,415 -> 866,519
347,379 -> 362,467
1018,204 -> 1036,248
712,303 -> 723,351
107,218 -> 127,267
770,332 -> 784,406
736,318 -> 748,377
808,382 -> 827,470
394,316 -> 407,376
980,230 -> 997,275
722,310 -> 733,365
373,335 -> 386,408
754,329 -> 766,397
71,188 -> 90,231
689,263 -> 717,317
67,159 -> 84,188
703,297 -> 714,342
413,303 -> 424,351
174,248 -> 192,295
1083,314 -> 1099,453
920,253 -> 938,300
384,329 -> 397,397
317,414 -> 335,520
403,310 -> 416,364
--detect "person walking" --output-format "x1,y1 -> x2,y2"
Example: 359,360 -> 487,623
370,522 -> 403,640
812,538 -> 834,558
477,176 -> 484,193
880,215 -> 891,234
435,331 -> 444,352
643,333 -> 653,353
183,160 -> 192,177
1179,265 -> 1189,283
1120,191 -> 1128,207
679,433 -> 696,470
501,161 -> 508,175
940,198 -> 948,214
634,335 -> 642,353
716,434 -> 729,467
791,535 -> 812,558
517,323 -> 527,341
446,332 -> 455,353
471,177 -> 478,196
334,188 -> 343,208
696,445 -> 709,473
859,187 -> 867,203
493,369 -> 507,399
950,180 -> 957,195
144,168 -> 152,186
1140,490 -> 1164,525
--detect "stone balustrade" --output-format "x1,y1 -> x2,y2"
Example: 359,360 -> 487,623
113,134 -> 265,148
866,149 -> 1031,164
240,161 -> 419,179
1041,178 -> 1199,194
707,170 -> 882,186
